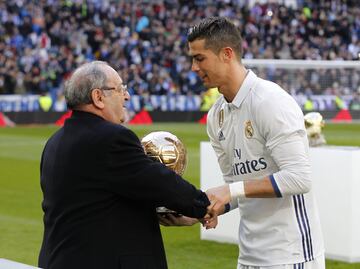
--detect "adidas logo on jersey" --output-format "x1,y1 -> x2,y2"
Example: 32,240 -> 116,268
218,130 -> 225,141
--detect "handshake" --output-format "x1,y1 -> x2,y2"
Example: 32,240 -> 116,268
159,184 -> 231,229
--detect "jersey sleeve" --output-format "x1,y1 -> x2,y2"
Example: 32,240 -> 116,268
255,86 -> 311,196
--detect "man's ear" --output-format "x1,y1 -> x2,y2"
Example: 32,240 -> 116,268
221,47 -> 234,62
91,89 -> 105,109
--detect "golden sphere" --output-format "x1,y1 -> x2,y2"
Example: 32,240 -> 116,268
141,131 -> 187,176
304,112 -> 325,138
304,112 -> 326,147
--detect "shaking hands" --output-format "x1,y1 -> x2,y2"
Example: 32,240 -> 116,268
203,184 -> 231,229
157,184 -> 232,228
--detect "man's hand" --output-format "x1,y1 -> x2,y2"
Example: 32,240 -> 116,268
202,213 -> 218,229
206,184 -> 231,217
158,214 -> 199,226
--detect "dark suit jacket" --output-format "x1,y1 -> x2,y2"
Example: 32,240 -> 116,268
38,110 -> 209,269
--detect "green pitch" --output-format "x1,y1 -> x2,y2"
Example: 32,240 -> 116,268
0,123 -> 359,268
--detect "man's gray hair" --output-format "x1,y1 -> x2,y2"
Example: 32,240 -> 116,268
64,61 -> 109,109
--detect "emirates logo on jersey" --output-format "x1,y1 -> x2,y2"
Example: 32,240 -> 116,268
244,120 -> 254,138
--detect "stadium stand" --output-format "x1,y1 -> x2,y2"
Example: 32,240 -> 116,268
0,0 -> 359,113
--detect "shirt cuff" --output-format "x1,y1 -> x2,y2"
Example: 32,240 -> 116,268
269,174 -> 282,197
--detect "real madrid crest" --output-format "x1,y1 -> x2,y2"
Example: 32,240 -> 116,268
244,120 -> 254,138
218,109 -> 224,128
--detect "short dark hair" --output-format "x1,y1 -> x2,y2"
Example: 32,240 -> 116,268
187,17 -> 243,61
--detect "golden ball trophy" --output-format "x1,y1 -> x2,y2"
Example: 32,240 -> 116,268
141,131 -> 187,214
304,112 -> 326,147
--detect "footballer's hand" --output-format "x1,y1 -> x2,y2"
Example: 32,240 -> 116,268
158,214 -> 199,226
206,184 -> 231,217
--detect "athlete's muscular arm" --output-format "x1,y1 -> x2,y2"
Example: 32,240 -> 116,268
244,177 -> 277,198
206,128 -> 312,218
206,124 -> 311,221
205,176 -> 276,219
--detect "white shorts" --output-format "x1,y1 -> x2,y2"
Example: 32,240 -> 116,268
238,254 -> 325,269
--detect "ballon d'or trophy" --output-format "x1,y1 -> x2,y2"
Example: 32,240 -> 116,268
304,112 -> 326,147
141,131 -> 187,214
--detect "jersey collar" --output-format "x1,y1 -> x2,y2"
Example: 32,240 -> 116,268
231,69 -> 258,108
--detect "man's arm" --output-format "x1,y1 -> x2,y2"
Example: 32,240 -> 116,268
106,127 -> 210,219
207,133 -> 311,211
206,133 -> 312,218
206,176 -> 277,218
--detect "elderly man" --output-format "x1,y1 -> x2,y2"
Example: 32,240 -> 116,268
38,61 -> 210,269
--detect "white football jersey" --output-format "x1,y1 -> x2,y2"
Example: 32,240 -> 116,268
207,70 -> 324,266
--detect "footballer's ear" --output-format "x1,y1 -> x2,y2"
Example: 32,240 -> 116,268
91,88 -> 105,109
221,47 -> 234,62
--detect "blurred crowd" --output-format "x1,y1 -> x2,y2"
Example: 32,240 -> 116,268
0,0 -> 360,105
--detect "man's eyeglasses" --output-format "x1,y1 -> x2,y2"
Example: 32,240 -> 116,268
100,84 -> 128,95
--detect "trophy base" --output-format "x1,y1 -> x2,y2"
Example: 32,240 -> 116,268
156,207 -> 182,217
309,134 -> 326,147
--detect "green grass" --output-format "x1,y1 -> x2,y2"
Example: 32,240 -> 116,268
322,123 -> 360,146
0,123 -> 359,268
